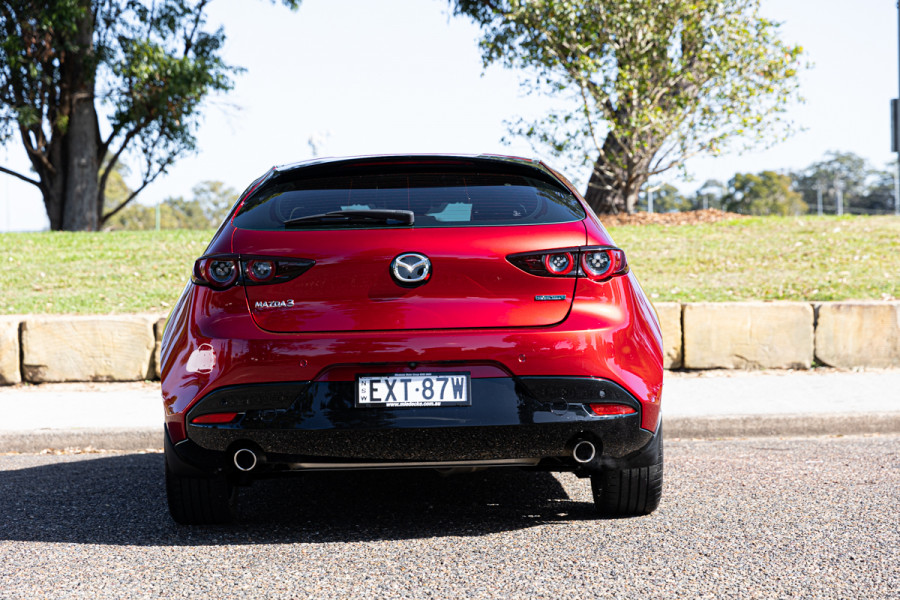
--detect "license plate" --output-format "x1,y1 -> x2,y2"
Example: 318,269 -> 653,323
356,372 -> 471,407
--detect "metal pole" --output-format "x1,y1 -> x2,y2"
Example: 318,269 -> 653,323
896,162 -> 900,215
648,188 -> 654,213
814,181 -> 823,216
835,179 -> 844,216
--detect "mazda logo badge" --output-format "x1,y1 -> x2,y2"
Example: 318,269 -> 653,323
391,253 -> 431,286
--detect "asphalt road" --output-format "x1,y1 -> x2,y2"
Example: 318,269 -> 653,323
1,435 -> 898,599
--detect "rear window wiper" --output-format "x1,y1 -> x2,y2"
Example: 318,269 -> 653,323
283,209 -> 415,228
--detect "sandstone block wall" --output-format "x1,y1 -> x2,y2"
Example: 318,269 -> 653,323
683,302 -> 814,369
20,315 -> 157,383
0,317 -> 21,385
654,302 -> 683,369
0,303 -> 897,385
816,302 -> 900,368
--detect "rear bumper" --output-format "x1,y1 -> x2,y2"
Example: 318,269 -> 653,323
160,275 -> 665,432
168,377 -> 659,476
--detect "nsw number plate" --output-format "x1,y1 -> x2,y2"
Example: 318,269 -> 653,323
357,372 -> 471,407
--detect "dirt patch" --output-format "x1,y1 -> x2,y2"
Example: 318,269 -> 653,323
598,209 -> 744,226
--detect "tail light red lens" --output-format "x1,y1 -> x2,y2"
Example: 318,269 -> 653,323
246,259 -> 275,283
508,247 -> 629,281
588,403 -> 637,416
205,259 -> 238,287
581,249 -> 628,281
543,252 -> 574,275
193,255 -> 315,289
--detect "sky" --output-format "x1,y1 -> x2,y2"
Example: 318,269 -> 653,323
1,0 -> 898,231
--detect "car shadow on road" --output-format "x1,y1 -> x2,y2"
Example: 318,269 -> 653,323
0,453 -> 600,546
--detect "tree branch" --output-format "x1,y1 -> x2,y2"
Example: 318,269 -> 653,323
100,151 -> 175,225
100,178 -> 154,224
0,165 -> 41,187
98,121 -> 144,198
183,0 -> 210,55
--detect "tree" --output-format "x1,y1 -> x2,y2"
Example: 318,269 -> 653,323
792,151 -> 882,215
635,183 -> 691,212
722,170 -> 806,215
105,179 -> 237,230
693,179 -> 726,211
860,165 -> 898,215
454,0 -> 804,214
190,179 -> 236,224
0,0 -> 298,231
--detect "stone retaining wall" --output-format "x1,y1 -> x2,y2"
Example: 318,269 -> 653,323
0,302 -> 897,384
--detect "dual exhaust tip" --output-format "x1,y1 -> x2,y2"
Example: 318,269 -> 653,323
236,441 -> 598,471
233,447 -> 259,472
572,439 -> 597,464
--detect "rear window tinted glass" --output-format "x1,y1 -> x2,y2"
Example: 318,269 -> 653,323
233,171 -> 585,229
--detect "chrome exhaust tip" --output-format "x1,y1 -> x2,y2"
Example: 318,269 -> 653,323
233,448 -> 258,472
572,440 -> 597,464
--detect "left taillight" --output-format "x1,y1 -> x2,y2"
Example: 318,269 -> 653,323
192,254 -> 315,290
507,247 -> 629,282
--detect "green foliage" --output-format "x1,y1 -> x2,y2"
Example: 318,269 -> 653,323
635,183 -> 693,213
454,0 -> 805,213
692,179 -> 727,211
0,0 -> 300,230
792,151 -> 897,215
722,171 -> 806,215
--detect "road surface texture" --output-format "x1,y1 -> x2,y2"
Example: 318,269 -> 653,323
1,434 -> 897,599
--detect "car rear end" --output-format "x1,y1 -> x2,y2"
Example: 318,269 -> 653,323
160,155 -> 664,524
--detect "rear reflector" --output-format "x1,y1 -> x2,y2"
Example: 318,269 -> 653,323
191,412 -> 239,424
588,403 -> 637,416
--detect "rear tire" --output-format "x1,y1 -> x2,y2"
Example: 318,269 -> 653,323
165,462 -> 236,525
591,431 -> 663,517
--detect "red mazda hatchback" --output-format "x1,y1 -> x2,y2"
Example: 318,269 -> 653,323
160,154 -> 664,524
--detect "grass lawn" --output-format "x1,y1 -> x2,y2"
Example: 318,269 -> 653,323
0,229 -> 214,314
611,215 -> 900,303
1,215 -> 898,315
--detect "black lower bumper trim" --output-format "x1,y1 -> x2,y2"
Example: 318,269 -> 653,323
178,377 -> 656,474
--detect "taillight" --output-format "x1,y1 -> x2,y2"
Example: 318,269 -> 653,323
581,249 -> 628,281
507,247 -> 629,282
205,259 -> 238,287
245,259 -> 275,283
543,252 -> 575,275
192,254 -> 315,289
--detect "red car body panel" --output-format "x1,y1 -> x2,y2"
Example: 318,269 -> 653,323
234,222 -> 586,333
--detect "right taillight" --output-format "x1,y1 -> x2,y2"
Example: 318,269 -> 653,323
580,248 -> 628,281
192,255 -> 315,290
507,247 -> 629,282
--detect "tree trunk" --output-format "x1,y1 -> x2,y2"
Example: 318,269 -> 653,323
59,2 -> 98,231
32,0 -> 99,232
583,160 -> 625,214
582,133 -> 647,216
61,95 -> 99,231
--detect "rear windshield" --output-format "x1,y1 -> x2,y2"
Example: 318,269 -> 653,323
233,170 -> 585,230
